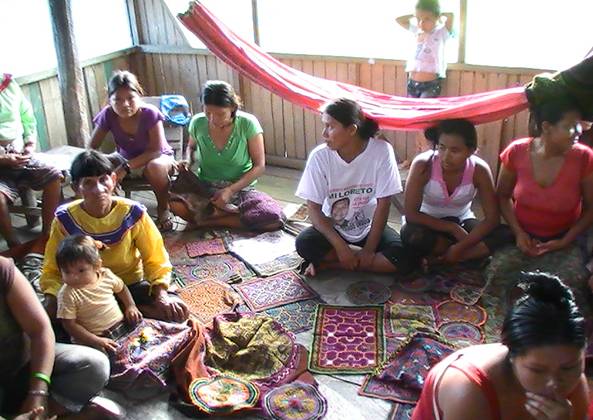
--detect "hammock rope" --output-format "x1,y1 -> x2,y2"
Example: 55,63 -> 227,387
179,1 -> 529,130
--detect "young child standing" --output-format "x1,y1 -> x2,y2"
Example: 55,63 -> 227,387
396,0 -> 454,98
56,234 -> 143,353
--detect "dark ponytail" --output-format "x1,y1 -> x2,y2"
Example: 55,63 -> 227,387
323,98 -> 379,140
501,272 -> 585,357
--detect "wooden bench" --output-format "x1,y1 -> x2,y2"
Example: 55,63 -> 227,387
121,96 -> 184,198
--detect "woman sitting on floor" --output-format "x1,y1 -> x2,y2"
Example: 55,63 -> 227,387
88,70 -> 177,232
412,272 -> 589,420
0,255 -> 121,419
40,150 -> 188,323
401,119 -> 511,265
295,97 -> 415,276
489,96 -> 593,307
171,80 -> 284,231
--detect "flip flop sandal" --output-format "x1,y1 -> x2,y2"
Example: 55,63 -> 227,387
156,212 -> 177,233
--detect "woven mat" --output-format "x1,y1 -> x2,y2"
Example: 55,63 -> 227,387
235,271 -> 319,312
309,305 -> 384,374
178,279 -> 241,325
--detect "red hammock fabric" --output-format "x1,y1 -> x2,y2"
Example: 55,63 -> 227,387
179,2 -> 529,130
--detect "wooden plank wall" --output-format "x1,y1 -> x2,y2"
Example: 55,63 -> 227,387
131,0 -> 541,175
17,53 -> 134,151
133,51 -> 539,174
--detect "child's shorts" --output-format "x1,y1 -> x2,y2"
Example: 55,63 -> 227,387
407,78 -> 442,98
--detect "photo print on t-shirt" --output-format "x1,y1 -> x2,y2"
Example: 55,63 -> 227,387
328,183 -> 374,237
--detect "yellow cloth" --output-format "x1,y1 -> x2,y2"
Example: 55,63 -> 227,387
41,197 -> 172,297
57,268 -> 125,335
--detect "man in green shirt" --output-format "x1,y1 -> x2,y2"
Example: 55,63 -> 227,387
0,73 -> 62,250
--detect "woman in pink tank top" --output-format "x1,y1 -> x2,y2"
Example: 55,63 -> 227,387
413,272 -> 589,420
402,119 -> 512,266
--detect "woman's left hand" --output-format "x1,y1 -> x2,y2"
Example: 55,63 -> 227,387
19,395 -> 49,420
524,392 -> 571,420
154,293 -> 189,322
211,187 -> 234,209
357,248 -> 376,270
534,238 -> 568,256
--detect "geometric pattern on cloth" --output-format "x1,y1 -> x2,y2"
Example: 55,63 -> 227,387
250,251 -> 303,277
203,313 -> 300,386
358,331 -> 455,404
438,321 -> 484,347
262,381 -> 327,420
450,284 -> 483,306
435,300 -> 487,327
397,276 -> 432,293
346,281 -> 391,305
185,238 -> 227,258
235,271 -> 319,312
389,403 -> 415,420
264,299 -> 321,333
309,305 -> 384,374
384,303 -> 436,338
178,279 -> 241,325
175,254 -> 254,284
188,375 -> 259,414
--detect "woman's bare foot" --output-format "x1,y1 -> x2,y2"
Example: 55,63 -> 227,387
304,262 -> 317,277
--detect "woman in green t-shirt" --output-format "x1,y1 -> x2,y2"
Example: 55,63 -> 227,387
171,81 -> 284,230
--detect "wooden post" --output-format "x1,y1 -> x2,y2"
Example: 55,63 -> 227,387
458,0 -> 468,64
251,0 -> 260,46
48,0 -> 90,147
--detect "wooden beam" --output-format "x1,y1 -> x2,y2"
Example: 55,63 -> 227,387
458,0 -> 468,64
126,0 -> 140,45
251,0 -> 261,46
48,0 -> 90,147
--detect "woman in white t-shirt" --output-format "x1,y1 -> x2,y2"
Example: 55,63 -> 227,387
295,98 -> 417,276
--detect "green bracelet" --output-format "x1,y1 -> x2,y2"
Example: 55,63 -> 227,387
32,372 -> 51,386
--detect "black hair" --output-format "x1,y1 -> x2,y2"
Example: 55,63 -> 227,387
531,97 -> 581,132
323,98 -> 379,141
501,272 -> 585,357
56,234 -> 102,270
416,0 -> 440,16
70,150 -> 114,184
108,70 -> 144,98
201,80 -> 242,117
424,119 -> 477,150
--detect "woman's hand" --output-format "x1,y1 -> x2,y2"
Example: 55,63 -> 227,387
0,153 -> 30,168
337,244 -> 359,271
447,223 -> 468,242
19,395 -> 49,420
210,187 -> 234,209
516,230 -> 538,256
357,248 -> 376,271
124,305 -> 143,326
154,292 -> 189,322
535,238 -> 569,256
176,160 -> 190,172
440,242 -> 465,263
524,392 -> 571,420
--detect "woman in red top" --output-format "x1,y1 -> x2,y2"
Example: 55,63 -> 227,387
498,98 -> 593,254
413,272 -> 589,420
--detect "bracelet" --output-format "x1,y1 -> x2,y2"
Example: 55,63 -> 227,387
28,389 -> 50,397
32,372 -> 51,386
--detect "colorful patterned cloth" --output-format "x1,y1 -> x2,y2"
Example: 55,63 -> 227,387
309,305 -> 384,374
178,279 -> 241,325
435,300 -> 487,327
263,381 -> 327,420
347,281 -> 391,305
450,284 -> 483,306
164,231 -> 199,265
438,321 -> 484,346
359,332 -> 455,403
384,303 -> 436,338
485,244 -> 590,314
390,403 -> 415,420
185,238 -> 227,258
264,299 -> 321,333
175,254 -> 254,284
109,319 -> 192,395
204,313 -> 301,388
188,375 -> 259,414
235,271 -> 319,312
250,252 -> 303,277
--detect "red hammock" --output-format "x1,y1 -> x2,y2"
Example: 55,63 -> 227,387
179,1 -> 529,130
